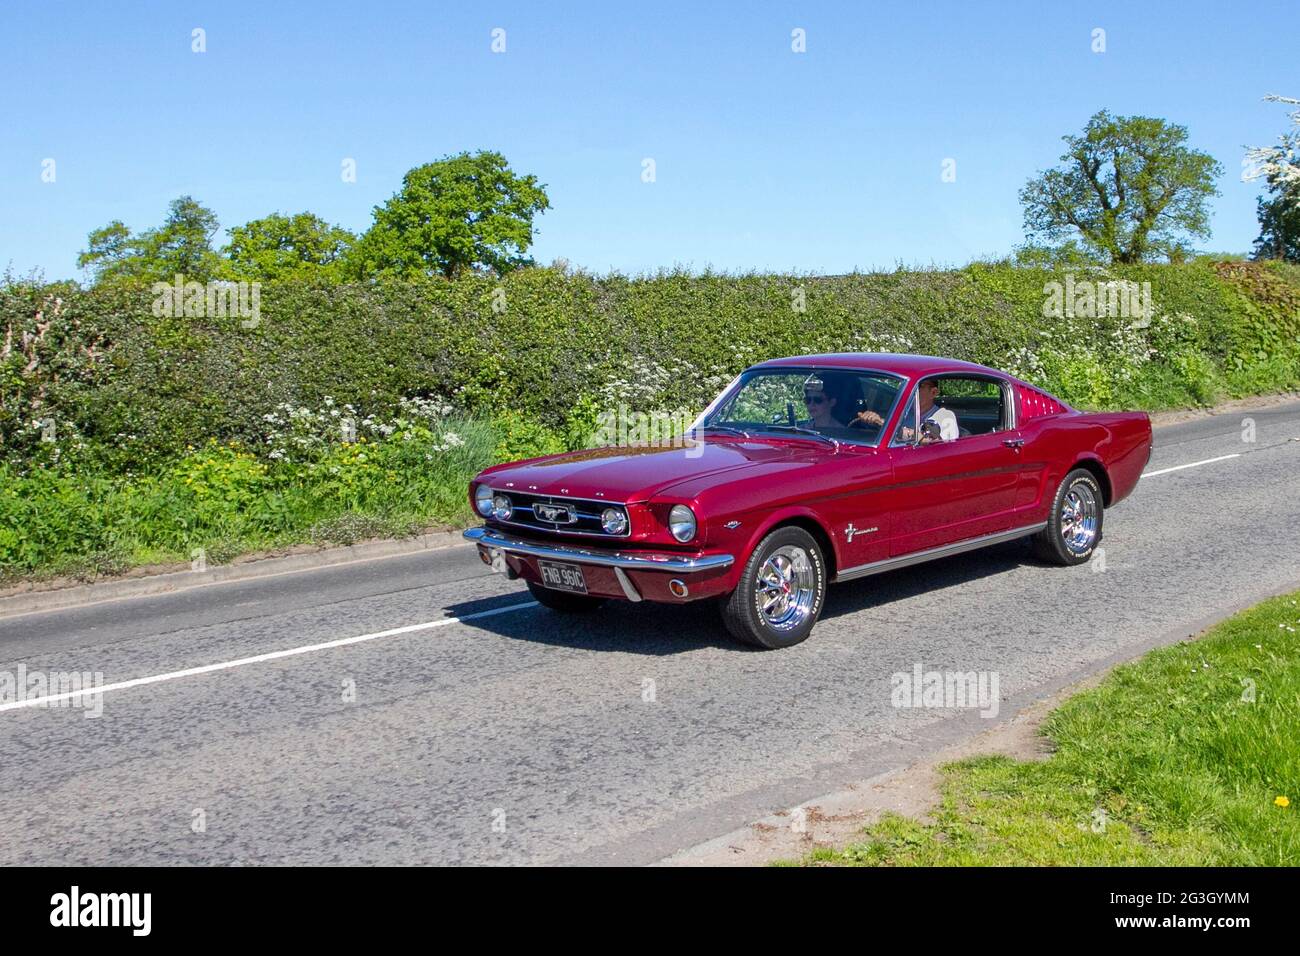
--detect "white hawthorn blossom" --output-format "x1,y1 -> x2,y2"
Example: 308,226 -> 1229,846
1244,95 -> 1300,195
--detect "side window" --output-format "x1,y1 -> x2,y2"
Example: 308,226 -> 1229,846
891,375 -> 1011,445
932,377 -> 1007,438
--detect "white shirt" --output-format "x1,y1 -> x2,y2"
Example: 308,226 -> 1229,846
921,405 -> 959,441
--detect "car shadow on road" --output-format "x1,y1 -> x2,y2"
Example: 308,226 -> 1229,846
819,538 -> 1037,623
444,539 -> 1040,654
441,590 -> 742,655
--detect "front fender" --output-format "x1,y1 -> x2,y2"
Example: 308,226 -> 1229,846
707,504 -> 842,590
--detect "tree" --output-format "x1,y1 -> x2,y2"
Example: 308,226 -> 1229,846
78,196 -> 223,283
1252,186 -> 1300,261
132,196 -> 223,281
350,151 -> 550,278
1020,111 -> 1223,264
224,212 -> 355,281
1244,95 -> 1300,192
77,221 -> 139,282
1246,95 -> 1300,262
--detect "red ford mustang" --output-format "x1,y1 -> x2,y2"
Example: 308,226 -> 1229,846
464,354 -> 1152,649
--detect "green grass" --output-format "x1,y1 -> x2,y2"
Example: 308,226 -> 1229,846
802,591 -> 1300,866
0,415 -> 498,583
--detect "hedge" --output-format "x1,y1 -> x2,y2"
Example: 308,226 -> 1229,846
3,261 -> 1300,474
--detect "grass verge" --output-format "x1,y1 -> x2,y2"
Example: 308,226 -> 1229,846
800,590 -> 1300,866
0,415 -> 498,584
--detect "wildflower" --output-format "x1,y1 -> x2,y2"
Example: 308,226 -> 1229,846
1276,796 -> 1291,808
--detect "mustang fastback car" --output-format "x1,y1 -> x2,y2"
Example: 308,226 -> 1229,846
464,354 -> 1152,649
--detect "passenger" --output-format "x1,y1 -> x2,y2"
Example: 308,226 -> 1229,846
901,377 -> 958,443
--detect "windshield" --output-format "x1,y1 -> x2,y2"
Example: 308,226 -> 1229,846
700,368 -> 906,447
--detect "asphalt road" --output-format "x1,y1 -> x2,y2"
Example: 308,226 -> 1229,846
2,403 -> 1299,865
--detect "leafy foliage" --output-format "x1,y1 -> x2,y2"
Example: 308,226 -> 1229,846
0,412 -> 495,578
3,262 -> 1300,578
348,151 -> 551,278
223,212 -> 355,281
78,196 -> 224,283
76,152 -> 550,286
1246,97 -> 1300,264
1253,186 -> 1300,262
5,262 -> 1300,473
1020,111 -> 1223,264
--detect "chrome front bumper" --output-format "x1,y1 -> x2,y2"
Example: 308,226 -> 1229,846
463,526 -> 735,572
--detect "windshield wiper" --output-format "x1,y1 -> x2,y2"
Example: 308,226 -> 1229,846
760,424 -> 840,449
700,423 -> 751,439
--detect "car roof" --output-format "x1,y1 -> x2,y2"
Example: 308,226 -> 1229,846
751,353 -> 1004,379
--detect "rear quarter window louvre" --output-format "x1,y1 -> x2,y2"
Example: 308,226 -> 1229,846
1019,386 -> 1067,421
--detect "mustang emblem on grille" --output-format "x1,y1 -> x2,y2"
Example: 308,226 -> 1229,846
533,503 -> 577,524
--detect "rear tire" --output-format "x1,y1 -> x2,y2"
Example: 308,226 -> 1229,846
527,581 -> 606,612
721,526 -> 827,649
1032,468 -> 1104,566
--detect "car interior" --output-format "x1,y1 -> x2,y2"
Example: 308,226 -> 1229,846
932,377 -> 1010,436
890,375 -> 1011,444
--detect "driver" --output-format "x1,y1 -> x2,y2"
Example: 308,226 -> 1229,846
801,376 -> 840,429
805,373 -> 889,432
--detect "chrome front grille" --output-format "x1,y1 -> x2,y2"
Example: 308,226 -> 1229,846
488,490 -> 631,538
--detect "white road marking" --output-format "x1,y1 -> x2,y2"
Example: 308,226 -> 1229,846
0,600 -> 538,715
1141,453 -> 1240,479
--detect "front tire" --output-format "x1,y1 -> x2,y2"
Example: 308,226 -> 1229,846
721,526 -> 827,649
1032,468 -> 1104,565
526,581 -> 606,612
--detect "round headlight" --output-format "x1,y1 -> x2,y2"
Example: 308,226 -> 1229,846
601,507 -> 628,535
475,484 -> 495,517
492,494 -> 513,520
668,504 -> 696,542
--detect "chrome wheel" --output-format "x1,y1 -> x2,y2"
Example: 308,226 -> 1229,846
1060,483 -> 1099,555
754,545 -> 816,632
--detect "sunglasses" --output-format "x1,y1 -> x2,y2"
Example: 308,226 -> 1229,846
803,394 -> 826,405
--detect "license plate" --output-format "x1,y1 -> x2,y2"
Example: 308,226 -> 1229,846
538,560 -> 587,593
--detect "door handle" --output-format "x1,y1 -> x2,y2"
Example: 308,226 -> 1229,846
1002,438 -> 1025,449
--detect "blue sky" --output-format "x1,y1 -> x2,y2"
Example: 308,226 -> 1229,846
0,1 -> 1291,279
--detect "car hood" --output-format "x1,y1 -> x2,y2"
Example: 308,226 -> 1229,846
478,439 -> 822,502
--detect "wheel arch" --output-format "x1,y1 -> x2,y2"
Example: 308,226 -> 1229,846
1071,454 -> 1113,507
743,508 -> 839,580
